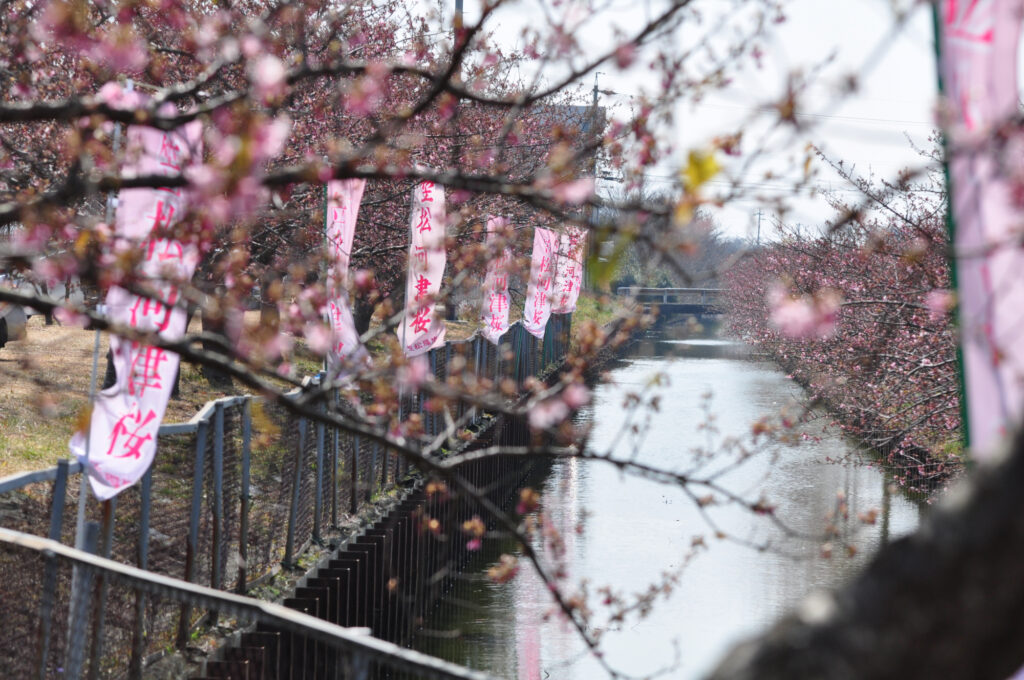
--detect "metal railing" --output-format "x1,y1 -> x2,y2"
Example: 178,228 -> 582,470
615,287 -> 722,306
0,315 -> 572,678
0,527 -> 495,679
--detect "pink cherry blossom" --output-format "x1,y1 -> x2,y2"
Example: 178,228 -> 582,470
528,398 -> 570,430
90,37 -> 148,72
925,289 -> 955,322
562,383 -> 591,409
54,307 -> 90,328
249,54 -> 288,103
767,284 -> 841,340
96,82 -> 144,110
250,115 -> 292,163
304,323 -> 331,355
344,63 -> 389,116
550,178 -> 595,205
614,44 -> 637,68
397,354 -> 431,390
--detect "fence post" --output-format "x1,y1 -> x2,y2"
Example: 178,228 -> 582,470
531,334 -> 538,377
86,497 -> 117,680
527,328 -> 534,380
177,418 -> 208,648
437,345 -> 445,432
129,465 -> 153,679
352,434 -> 361,513
283,417 -> 307,569
473,338 -> 482,424
64,521 -> 100,680
566,312 -> 572,359
446,343 -> 454,430
236,399 -> 252,594
351,651 -> 370,680
314,403 -> 326,545
511,327 -> 520,387
394,442 -> 402,482
210,404 -> 225,597
331,389 -> 339,529
540,321 -> 548,368
369,440 -> 379,503
544,321 -> 551,368
35,459 -> 70,679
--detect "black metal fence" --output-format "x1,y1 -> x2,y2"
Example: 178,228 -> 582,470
0,315 -> 572,679
0,527 -> 495,680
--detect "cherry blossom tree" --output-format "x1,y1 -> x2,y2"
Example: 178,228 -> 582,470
4,0 -> 1024,678
723,151 -> 961,493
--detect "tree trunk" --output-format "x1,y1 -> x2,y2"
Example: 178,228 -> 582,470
200,298 -> 233,389
101,348 -> 116,390
353,295 -> 376,336
709,430 -> 1024,680
40,282 -> 53,325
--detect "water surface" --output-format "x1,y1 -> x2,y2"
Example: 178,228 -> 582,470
415,331 -> 920,679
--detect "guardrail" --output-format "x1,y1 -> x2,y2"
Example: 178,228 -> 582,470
0,314 -> 572,679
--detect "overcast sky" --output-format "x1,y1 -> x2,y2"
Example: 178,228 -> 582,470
446,0 -> 967,240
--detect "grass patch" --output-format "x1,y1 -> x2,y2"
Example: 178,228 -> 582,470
573,291 -> 621,329
0,295 -> 620,475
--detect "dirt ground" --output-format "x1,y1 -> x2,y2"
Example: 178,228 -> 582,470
0,314 -> 240,477
0,310 -> 488,477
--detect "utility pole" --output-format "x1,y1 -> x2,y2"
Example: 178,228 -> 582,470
756,208 -> 762,246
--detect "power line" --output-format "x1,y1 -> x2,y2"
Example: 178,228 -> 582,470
637,176 -> 867,193
696,102 -> 935,128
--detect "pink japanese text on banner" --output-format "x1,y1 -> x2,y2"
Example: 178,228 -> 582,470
324,178 -> 369,379
69,116 -> 204,500
551,226 -> 586,314
479,216 -> 512,345
941,0 -> 1024,459
399,181 -> 447,356
523,227 -> 557,339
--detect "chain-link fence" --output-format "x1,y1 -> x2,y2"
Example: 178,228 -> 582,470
0,315 -> 572,678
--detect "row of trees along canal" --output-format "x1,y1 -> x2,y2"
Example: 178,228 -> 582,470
0,0 -> 1022,678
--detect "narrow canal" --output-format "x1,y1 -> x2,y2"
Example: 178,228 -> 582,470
414,327 -> 921,679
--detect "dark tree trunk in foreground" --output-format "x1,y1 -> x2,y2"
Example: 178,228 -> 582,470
710,431 -> 1024,680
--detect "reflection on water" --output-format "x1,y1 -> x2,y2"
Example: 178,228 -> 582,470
414,329 -> 921,679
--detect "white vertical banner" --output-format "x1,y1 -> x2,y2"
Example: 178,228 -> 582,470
399,180 -> 447,356
324,178 -> 369,378
523,227 -> 557,339
552,226 -> 586,314
940,0 -> 1024,457
479,216 -> 512,344
69,118 -> 203,500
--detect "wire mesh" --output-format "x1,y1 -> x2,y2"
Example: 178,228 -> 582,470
0,315 -> 575,678
0,529 -> 496,680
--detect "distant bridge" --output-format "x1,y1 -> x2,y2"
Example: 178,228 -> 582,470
616,287 -> 724,317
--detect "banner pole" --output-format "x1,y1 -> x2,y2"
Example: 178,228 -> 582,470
72,79 -> 133,545
398,186 -> 412,426
929,3 -> 972,459
322,173 -> 329,380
